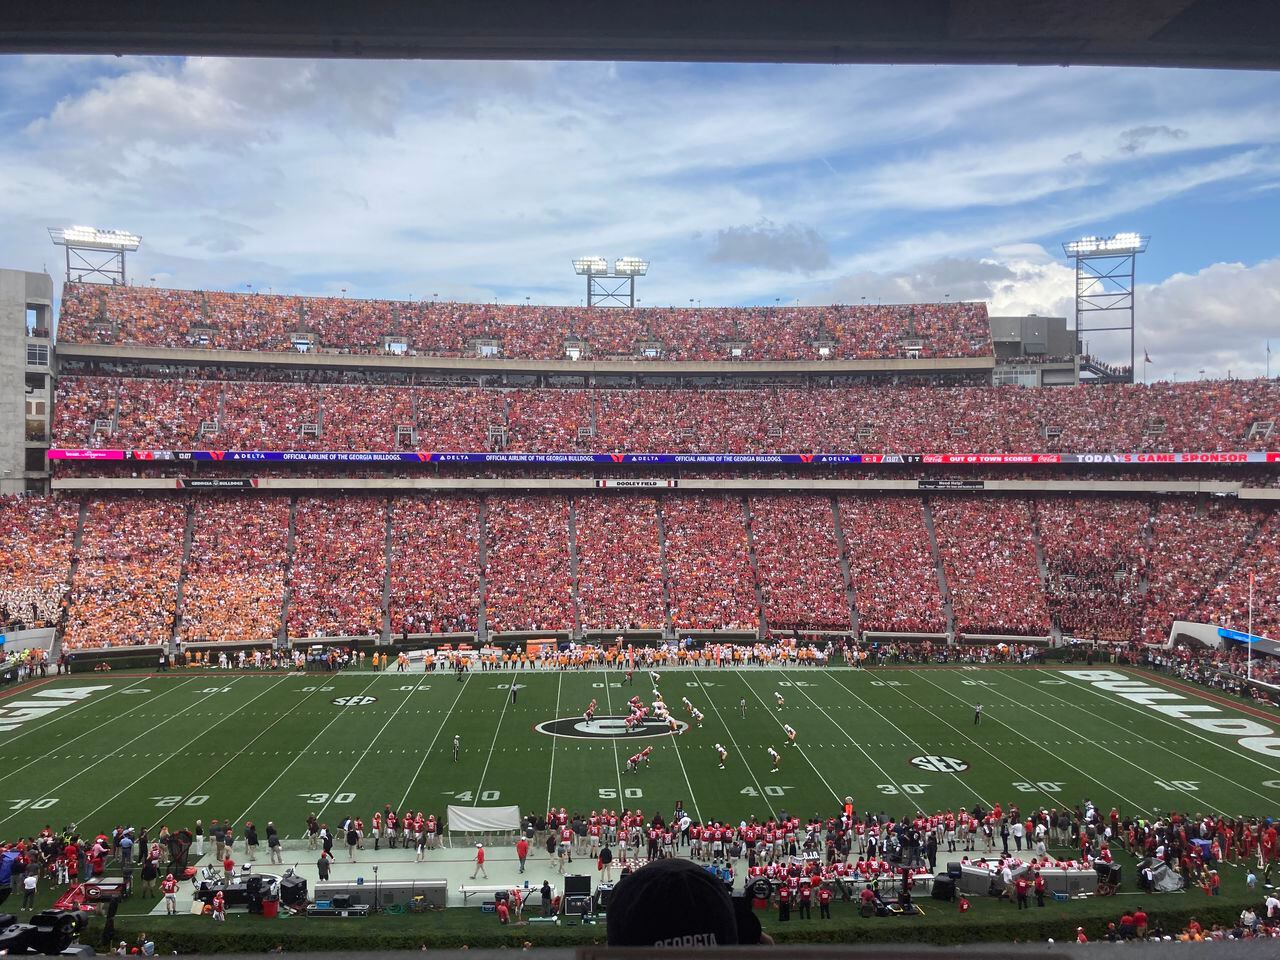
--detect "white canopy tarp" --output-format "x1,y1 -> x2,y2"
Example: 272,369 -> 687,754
447,804 -> 521,833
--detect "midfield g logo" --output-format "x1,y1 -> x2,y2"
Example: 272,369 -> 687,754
535,716 -> 689,740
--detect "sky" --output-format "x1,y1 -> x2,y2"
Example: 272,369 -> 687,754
1,56 -> 1278,380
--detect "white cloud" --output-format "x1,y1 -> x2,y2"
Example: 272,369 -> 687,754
0,55 -> 1277,371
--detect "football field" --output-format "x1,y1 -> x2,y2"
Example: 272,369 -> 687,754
3,664 -> 1279,841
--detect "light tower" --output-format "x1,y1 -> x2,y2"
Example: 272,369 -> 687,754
1063,232 -> 1149,383
48,226 -> 142,285
572,256 -> 649,307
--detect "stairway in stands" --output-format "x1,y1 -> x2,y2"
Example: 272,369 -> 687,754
654,500 -> 676,639
566,495 -> 584,640
476,497 -> 490,642
741,496 -> 767,639
278,496 -> 298,646
170,501 -> 196,652
829,496 -> 860,635
381,498 -> 394,642
921,499 -> 957,640
1027,504 -> 1062,643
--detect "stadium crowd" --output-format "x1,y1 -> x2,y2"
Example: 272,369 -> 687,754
62,498 -> 185,649
0,495 -> 77,631
53,376 -> 1280,454
1035,497 -> 1148,643
662,495 -> 759,632
484,495 -> 576,634
286,497 -> 386,638
840,495 -> 948,635
750,495 -> 849,631
388,495 -> 481,637
932,498 -> 1051,636
4,489 -> 1277,649
573,495 -> 666,633
56,284 -> 993,361
180,497 -> 290,644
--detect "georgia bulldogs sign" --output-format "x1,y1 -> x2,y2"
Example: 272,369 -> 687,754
534,716 -> 689,740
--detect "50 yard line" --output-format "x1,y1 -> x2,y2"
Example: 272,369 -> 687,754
545,671 -> 564,812
600,667 -> 623,805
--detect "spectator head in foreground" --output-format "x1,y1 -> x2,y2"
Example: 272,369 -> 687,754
607,857 -> 761,947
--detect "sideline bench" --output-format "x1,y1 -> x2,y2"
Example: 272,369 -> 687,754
458,882 -> 555,905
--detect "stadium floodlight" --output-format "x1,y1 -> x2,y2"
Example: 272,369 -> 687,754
1063,230 -> 1151,385
49,225 -> 142,285
49,226 -> 142,251
572,257 -> 610,276
613,257 -> 650,277
1063,232 -> 1148,256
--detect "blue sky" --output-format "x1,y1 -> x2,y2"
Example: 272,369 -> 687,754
1,56 -> 1278,378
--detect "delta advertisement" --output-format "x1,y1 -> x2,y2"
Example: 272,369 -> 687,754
47,449 -> 1279,466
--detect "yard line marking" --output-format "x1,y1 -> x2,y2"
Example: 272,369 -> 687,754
692,670 -> 774,819
822,670 -> 990,810
0,678 -> 193,789
0,676 -> 159,750
140,673 -> 307,832
0,677 -> 249,830
1028,668 -> 1280,808
474,670 -> 516,802
316,671 -> 435,823
911,670 -> 1154,816
664,719 -> 702,824
399,672 -> 471,810
599,668 -> 623,806
545,671 -> 564,812
79,676 -> 294,828
233,672 -> 387,827
737,672 -> 843,806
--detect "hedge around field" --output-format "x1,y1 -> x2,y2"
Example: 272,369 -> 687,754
88,892 -> 1256,953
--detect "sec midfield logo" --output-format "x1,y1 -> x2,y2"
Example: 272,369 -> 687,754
332,696 -> 378,706
535,716 -> 689,740
909,755 -> 969,773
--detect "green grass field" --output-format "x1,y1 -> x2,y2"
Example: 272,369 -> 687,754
4,663 -> 1280,841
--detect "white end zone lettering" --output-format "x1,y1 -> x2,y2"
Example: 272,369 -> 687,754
1059,670 -> 1280,760
0,685 -> 113,733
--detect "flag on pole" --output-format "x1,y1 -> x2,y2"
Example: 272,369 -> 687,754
1143,350 -> 1152,364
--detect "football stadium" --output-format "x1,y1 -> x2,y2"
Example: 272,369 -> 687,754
2,5 -> 1280,955
1,262 -> 1278,951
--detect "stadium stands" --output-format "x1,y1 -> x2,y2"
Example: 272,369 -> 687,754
839,495 -> 948,634
1197,508 -> 1280,638
14,486 -> 1279,648
1035,496 -> 1149,643
54,377 -> 1280,453
33,286 -> 1280,651
750,495 -> 849,630
573,494 -> 666,632
180,495 -> 290,644
1142,499 -> 1263,643
484,494 -> 575,633
0,495 -> 78,629
662,495 -> 759,632
287,496 -> 387,638
63,497 -> 185,648
387,494 -> 481,636
55,283 -> 994,360
931,497 -> 1052,636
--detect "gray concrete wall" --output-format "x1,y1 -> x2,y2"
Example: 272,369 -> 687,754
0,269 -> 54,495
